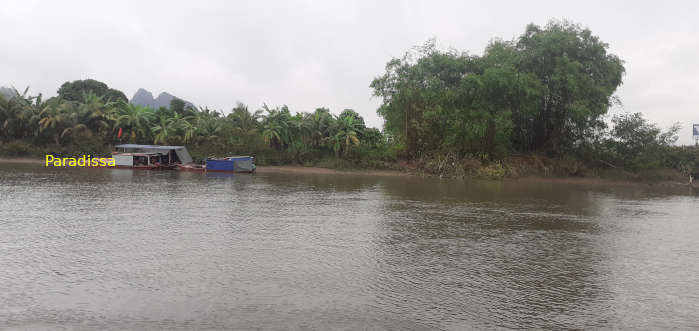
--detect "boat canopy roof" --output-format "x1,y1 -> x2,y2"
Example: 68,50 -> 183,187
114,144 -> 192,164
115,144 -> 187,150
114,152 -> 163,156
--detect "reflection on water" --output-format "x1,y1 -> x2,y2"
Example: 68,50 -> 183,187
1,163 -> 698,330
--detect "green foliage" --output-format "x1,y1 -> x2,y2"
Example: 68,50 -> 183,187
665,146 -> 699,175
57,79 -> 128,103
1,85 -> 392,167
113,103 -> 155,143
594,112 -> 681,171
1,78 -> 399,171
371,20 -> 625,159
0,140 -> 35,156
169,98 -> 186,115
331,114 -> 362,156
155,106 -> 174,118
515,21 -> 625,152
339,109 -> 366,131
476,163 -> 506,180
362,127 -> 383,148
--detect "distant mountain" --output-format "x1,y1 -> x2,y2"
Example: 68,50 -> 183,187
0,86 -> 16,99
130,88 -> 194,109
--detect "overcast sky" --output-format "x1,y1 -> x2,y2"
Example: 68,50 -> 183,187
2,0 -> 698,143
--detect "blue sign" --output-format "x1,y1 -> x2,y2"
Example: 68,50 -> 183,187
695,124 -> 699,137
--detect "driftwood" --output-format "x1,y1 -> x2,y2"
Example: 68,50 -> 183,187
598,159 -> 618,168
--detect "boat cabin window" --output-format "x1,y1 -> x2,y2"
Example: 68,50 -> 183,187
134,156 -> 148,166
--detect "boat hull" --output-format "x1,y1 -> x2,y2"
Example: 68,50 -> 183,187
113,164 -> 176,170
176,164 -> 206,172
206,157 -> 255,173
205,169 -> 255,173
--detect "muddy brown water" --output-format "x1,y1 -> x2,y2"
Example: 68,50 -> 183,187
1,163 -> 698,330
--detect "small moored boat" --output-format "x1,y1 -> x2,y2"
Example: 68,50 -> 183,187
205,156 -> 256,173
112,144 -> 193,170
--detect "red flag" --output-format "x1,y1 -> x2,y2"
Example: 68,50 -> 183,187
117,127 -> 123,139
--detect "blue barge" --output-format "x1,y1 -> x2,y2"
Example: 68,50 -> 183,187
205,156 -> 256,173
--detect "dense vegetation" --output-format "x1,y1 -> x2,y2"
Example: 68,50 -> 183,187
370,20 -> 696,179
0,84 -> 391,168
1,20 -> 697,180
372,21 -> 625,158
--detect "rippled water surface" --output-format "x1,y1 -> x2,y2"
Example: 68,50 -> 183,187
1,163 -> 698,330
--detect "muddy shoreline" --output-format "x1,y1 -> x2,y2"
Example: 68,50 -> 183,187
1,157 -> 695,188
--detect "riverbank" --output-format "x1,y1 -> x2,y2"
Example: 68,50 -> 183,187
2,156 -> 695,188
0,157 -> 411,177
0,157 -> 45,164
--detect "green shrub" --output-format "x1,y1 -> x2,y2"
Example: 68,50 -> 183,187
0,140 -> 35,156
475,162 -> 505,180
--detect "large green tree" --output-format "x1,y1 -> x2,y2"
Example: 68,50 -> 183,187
331,114 -> 362,156
57,79 -> 128,103
371,40 -> 478,157
515,21 -> 625,152
170,98 -> 186,115
113,103 -> 155,142
371,20 -> 625,158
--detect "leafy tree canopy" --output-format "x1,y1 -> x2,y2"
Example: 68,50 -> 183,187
371,20 -> 625,158
57,79 -> 128,103
170,98 -> 185,115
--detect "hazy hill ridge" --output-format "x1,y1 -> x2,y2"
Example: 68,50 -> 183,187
0,86 -> 16,98
130,88 -> 194,109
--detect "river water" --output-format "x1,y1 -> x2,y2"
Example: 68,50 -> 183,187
1,163 -> 698,330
